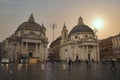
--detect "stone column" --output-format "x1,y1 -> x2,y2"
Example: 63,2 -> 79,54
26,42 -> 28,54
35,43 -> 38,57
43,44 -> 45,61
81,46 -> 83,60
21,42 -> 23,54
67,46 -> 69,60
38,43 -> 40,56
95,44 -> 99,61
84,45 -> 87,60
39,43 -> 41,61
82,45 -> 85,60
41,44 -> 44,61
86,45 -> 88,54
97,45 -> 100,61
87,45 -> 90,60
79,46 -> 81,60
72,47 -> 74,61
94,45 -> 96,61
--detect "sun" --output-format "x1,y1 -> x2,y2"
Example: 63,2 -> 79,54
93,19 -> 103,30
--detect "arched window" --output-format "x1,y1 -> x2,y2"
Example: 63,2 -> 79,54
75,36 -> 78,39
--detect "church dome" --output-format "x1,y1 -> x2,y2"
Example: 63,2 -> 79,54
17,14 -> 42,31
69,17 -> 94,35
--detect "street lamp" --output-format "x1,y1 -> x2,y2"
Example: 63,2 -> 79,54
94,27 -> 99,62
50,23 -> 57,41
44,38 -> 48,62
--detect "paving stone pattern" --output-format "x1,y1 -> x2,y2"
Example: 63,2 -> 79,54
0,62 -> 120,80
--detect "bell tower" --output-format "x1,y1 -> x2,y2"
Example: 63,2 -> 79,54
61,23 -> 68,45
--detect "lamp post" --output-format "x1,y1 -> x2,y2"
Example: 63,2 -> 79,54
50,23 -> 57,41
94,28 -> 99,62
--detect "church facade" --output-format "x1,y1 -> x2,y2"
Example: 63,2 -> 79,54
60,17 -> 100,62
1,14 -> 48,62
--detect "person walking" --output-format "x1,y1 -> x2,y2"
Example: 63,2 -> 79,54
68,59 -> 72,70
85,59 -> 91,68
111,58 -> 117,71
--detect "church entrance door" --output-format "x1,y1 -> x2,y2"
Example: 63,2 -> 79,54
29,52 -> 33,57
76,56 -> 79,61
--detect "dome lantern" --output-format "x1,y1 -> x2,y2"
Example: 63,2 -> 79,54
17,14 -> 42,31
28,13 -> 35,23
78,16 -> 84,25
63,22 -> 67,29
69,17 -> 94,35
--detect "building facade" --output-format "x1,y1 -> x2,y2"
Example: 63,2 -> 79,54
112,33 -> 120,58
1,14 -> 48,62
60,17 -> 100,62
49,36 -> 61,60
99,37 -> 114,60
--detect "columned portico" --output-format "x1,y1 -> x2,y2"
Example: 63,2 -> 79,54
22,42 -> 44,57
72,41 -> 99,61
2,14 -> 49,62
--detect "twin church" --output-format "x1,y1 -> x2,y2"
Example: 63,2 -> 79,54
1,14 -> 100,62
60,17 -> 99,61
1,14 -> 48,62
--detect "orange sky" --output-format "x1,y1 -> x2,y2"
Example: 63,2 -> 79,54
0,0 -> 120,43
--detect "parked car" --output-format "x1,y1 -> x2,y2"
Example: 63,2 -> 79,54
20,59 -> 28,63
1,58 -> 10,64
19,54 -> 28,63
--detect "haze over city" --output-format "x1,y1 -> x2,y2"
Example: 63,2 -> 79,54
0,0 -> 120,43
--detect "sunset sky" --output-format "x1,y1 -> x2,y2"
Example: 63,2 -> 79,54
0,0 -> 120,43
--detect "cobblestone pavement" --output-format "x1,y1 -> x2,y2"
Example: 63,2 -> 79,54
0,62 -> 120,80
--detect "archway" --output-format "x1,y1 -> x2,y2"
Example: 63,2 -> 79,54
29,52 -> 33,57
